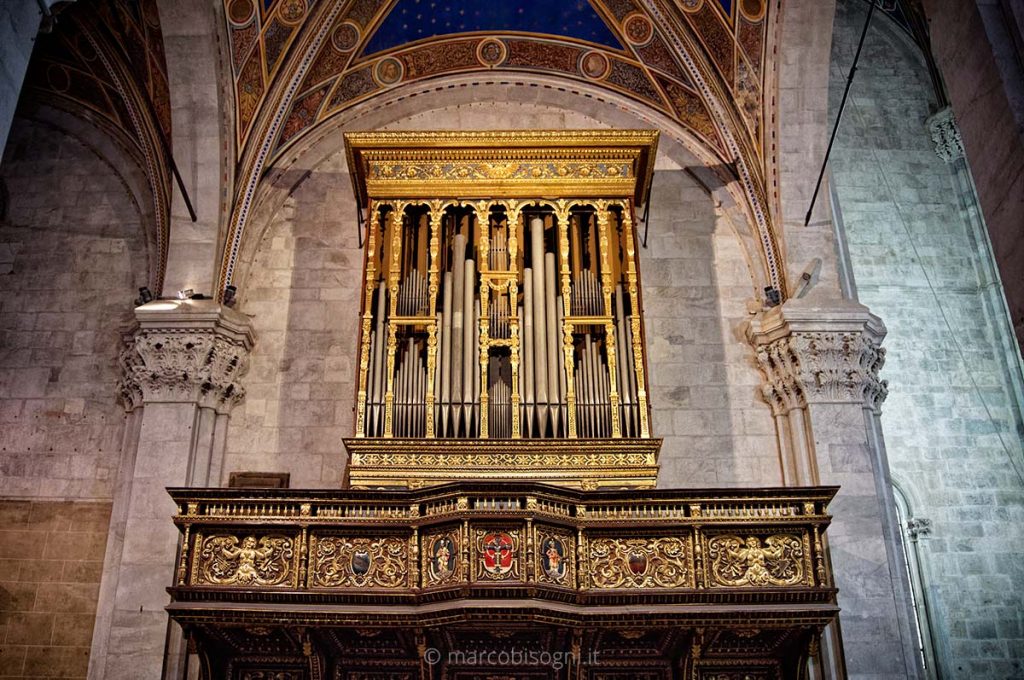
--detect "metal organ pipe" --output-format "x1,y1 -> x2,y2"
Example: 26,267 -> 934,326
462,258 -> 476,412
360,202 -> 646,441
529,217 -> 550,435
522,273 -> 536,437
450,231 -> 467,420
544,252 -> 560,434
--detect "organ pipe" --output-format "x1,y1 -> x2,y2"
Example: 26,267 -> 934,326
357,202 -> 649,441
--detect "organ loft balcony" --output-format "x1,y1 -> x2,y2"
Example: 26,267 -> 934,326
167,483 -> 839,679
165,131 -> 841,678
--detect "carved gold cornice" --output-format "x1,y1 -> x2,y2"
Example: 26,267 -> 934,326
343,130 -> 659,206
342,438 -> 661,490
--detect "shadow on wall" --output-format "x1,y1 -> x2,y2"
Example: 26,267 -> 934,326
227,160 -> 362,488
643,168 -> 736,488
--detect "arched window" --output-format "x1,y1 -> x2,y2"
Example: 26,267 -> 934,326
892,483 -> 939,679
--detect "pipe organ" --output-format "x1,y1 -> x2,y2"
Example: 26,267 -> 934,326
343,130 -> 662,489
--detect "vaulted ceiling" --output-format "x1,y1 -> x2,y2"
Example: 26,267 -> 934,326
24,0 -> 172,289
217,0 -> 782,298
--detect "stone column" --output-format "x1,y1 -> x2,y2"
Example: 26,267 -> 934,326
89,299 -> 254,680
747,298 -> 922,680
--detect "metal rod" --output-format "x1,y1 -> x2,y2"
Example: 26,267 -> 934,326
804,0 -> 878,227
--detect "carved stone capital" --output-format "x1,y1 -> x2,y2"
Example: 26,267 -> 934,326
927,107 -> 964,163
119,299 -> 256,414
746,299 -> 888,415
906,517 -> 932,539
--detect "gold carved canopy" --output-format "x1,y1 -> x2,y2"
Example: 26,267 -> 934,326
343,129 -> 660,205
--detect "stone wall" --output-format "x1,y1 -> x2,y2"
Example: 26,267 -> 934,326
0,116 -> 147,500
0,499 -> 111,678
224,98 -> 779,489
830,1 -> 1024,676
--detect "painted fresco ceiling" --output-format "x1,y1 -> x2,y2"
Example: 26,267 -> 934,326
219,0 -> 778,295
224,0 -> 769,164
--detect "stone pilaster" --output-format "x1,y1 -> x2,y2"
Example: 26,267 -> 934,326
90,300 -> 255,680
747,298 -> 921,680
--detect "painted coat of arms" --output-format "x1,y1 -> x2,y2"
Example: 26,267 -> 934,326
480,531 -> 516,578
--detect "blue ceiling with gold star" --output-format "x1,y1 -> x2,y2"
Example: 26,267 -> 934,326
363,0 -> 625,55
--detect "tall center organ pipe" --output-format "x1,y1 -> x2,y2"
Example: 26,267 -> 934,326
450,230 -> 467,414
529,217 -> 550,435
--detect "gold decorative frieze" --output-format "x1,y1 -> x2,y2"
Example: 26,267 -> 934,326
170,484 -> 835,607
170,486 -> 833,680
706,534 -> 809,588
309,535 -> 409,589
589,536 -> 693,589
345,130 -> 659,204
343,438 -> 661,490
192,534 -> 297,588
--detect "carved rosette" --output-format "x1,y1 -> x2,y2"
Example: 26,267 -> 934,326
927,107 -> 965,163
119,301 -> 255,413
754,329 -> 888,415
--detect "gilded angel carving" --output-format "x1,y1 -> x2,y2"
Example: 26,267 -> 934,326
196,534 -> 294,587
707,534 -> 804,587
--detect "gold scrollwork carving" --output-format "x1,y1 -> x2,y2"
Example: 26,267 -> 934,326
369,160 -> 632,182
589,536 -> 693,588
309,535 -> 409,589
195,534 -> 295,587
707,534 -> 805,587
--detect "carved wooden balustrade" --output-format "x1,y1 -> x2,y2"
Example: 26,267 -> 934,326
167,483 -> 839,680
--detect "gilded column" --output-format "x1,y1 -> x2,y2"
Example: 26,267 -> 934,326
555,203 -> 577,438
424,202 -> 443,438
383,204 -> 405,437
596,202 -> 621,437
474,202 -> 492,438
506,202 -> 523,438
355,202 -> 380,438
620,208 -> 649,437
